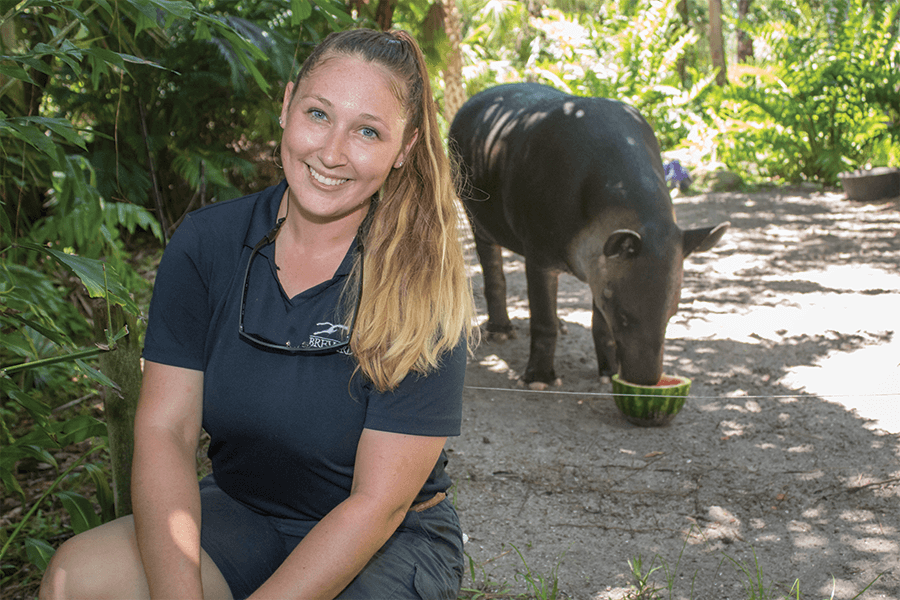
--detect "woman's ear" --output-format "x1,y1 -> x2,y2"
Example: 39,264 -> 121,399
394,128 -> 419,169
280,82 -> 294,128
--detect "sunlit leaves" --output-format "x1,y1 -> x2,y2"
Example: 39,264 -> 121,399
715,0 -> 900,183
459,0 -> 706,151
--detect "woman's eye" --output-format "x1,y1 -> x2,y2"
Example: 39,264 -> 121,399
360,126 -> 379,139
308,109 -> 327,121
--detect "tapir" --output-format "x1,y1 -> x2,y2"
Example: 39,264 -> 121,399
449,83 -> 729,388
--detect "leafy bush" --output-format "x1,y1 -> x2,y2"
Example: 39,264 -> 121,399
711,0 -> 900,184
0,241 -> 126,589
458,0 -> 714,153
578,0 -> 714,151
0,1 -> 351,591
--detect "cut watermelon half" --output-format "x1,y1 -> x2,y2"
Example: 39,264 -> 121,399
612,374 -> 691,427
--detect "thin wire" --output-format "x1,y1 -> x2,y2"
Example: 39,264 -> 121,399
464,385 -> 900,400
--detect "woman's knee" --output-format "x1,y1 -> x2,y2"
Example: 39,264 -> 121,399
39,516 -> 149,600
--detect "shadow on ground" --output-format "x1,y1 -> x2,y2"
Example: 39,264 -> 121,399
451,188 -> 899,599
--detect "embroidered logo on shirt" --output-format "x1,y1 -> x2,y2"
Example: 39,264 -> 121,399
309,322 -> 352,355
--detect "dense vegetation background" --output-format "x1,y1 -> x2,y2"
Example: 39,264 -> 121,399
1,0 -> 897,596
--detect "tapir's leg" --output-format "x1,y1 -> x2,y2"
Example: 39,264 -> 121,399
592,304 -> 618,379
473,232 -> 514,338
523,261 -> 560,385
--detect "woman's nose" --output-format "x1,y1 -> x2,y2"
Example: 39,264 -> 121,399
319,129 -> 348,168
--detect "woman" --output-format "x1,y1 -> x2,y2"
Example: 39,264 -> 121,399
40,28 -> 475,600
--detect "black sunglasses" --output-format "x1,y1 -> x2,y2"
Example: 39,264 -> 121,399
238,217 -> 363,354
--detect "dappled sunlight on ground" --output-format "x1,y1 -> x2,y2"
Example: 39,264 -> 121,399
455,188 -> 900,598
783,343 -> 900,434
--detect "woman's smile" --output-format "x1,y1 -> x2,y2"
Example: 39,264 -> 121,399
307,164 -> 348,187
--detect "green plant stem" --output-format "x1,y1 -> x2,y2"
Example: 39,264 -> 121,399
1,346 -> 107,377
850,572 -> 885,599
0,444 -> 106,562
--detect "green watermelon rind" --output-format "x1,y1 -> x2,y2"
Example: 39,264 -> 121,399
612,374 -> 691,427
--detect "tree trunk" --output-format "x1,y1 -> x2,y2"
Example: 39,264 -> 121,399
375,0 -> 396,30
737,0 -> 754,62
93,302 -> 143,518
708,0 -> 727,86
442,0 -> 466,124
676,0 -> 690,87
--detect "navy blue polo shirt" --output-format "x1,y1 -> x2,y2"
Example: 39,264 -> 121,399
143,180 -> 465,522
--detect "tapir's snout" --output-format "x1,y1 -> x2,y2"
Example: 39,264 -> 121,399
615,330 -> 665,386
618,359 -> 664,387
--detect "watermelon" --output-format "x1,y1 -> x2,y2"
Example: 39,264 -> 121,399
612,374 -> 691,427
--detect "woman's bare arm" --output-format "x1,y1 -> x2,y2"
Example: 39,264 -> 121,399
132,360 -> 206,600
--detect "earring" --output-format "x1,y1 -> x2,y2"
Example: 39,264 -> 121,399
272,143 -> 283,169
279,116 -> 284,127
397,161 -> 404,168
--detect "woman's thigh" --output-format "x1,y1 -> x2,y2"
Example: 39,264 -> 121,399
39,515 -> 232,600
335,498 -> 465,600
199,476 -> 294,600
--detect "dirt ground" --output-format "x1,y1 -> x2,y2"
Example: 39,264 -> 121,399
449,187 -> 900,599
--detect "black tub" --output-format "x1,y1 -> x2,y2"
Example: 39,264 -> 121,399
838,167 -> 900,201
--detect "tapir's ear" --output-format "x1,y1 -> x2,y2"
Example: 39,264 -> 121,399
604,229 -> 642,259
682,221 -> 730,257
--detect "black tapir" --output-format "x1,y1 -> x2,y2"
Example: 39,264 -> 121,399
449,83 -> 729,388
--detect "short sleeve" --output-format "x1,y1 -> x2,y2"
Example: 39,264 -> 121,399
142,217 -> 211,371
362,341 -> 467,437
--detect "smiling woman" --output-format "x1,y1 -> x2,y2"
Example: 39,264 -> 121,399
39,28 -> 476,600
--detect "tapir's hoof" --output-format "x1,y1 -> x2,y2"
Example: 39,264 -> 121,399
483,325 -> 516,342
517,377 -> 562,390
527,378 -> 562,391
598,367 -> 616,382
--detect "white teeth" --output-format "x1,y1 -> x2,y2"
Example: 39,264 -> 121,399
309,166 -> 348,187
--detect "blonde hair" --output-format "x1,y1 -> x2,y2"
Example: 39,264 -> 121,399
293,29 -> 476,391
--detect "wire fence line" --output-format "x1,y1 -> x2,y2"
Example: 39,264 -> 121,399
464,385 -> 900,400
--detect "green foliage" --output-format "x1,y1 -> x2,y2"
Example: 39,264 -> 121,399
459,544 -> 564,600
0,0 -> 352,588
23,537 -> 56,572
457,0 -> 539,94
460,549 -> 515,599
457,0 -> 713,152
579,0 -> 715,151
0,443 -> 109,581
627,553 -> 664,598
710,0 -> 900,183
511,543 -> 564,600
2,0 -> 354,240
454,0 -> 898,185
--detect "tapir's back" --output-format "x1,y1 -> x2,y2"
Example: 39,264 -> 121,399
450,83 -> 672,262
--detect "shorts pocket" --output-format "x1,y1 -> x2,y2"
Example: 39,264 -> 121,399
413,562 -> 460,600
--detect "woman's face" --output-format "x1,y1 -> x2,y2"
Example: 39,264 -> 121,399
279,54 -> 416,224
